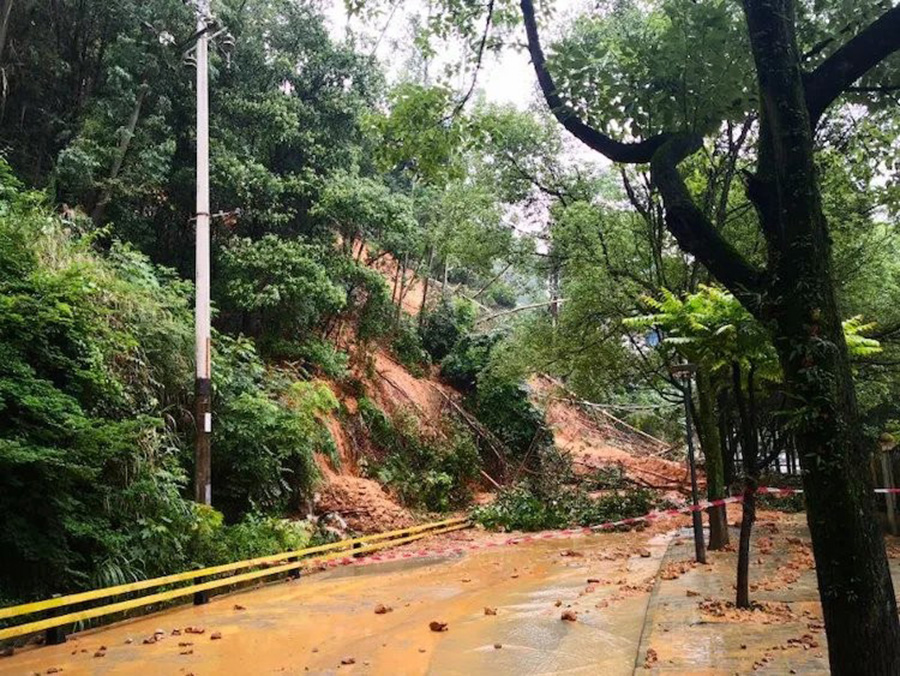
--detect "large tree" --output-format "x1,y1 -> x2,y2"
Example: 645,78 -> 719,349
508,0 -> 900,671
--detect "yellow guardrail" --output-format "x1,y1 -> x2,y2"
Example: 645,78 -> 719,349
0,517 -> 469,642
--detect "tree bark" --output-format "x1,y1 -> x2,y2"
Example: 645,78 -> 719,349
0,0 -> 12,66
741,1 -> 900,670
732,362 -> 759,609
695,367 -> 729,549
91,82 -> 149,224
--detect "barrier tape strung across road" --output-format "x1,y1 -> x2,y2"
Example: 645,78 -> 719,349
334,494 -> 748,570
328,485 -> 884,571
0,519 -> 469,642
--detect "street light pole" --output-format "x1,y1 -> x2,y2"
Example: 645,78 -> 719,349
193,0 -> 212,506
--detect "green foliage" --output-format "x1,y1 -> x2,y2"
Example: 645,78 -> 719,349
296,338 -> 350,379
419,296 -> 476,361
357,398 -> 481,511
218,235 -> 346,353
472,482 -> 656,532
391,317 -> 430,376
549,0 -> 753,138
312,172 -> 418,255
213,337 -> 338,520
441,331 -> 547,458
0,174 -> 197,597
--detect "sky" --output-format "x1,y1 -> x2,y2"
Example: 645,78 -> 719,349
323,0 -> 584,111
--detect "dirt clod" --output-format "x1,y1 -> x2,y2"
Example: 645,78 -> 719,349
210,631 -> 222,640
493,643 -> 502,649
429,621 -> 448,632
374,603 -> 393,614
233,604 -> 246,611
561,610 -> 578,622
341,657 -> 355,665
484,607 -> 497,616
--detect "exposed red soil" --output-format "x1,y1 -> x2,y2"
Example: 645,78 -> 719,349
315,474 -> 415,533
530,376 -> 694,493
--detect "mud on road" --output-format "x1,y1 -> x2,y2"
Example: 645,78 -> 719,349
0,525 -> 676,676
6,510 -> 899,675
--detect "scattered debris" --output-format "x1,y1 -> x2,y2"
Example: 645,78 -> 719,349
484,607 -> 497,616
340,657 -> 356,665
210,632 -> 222,640
644,648 -> 658,669
93,651 -> 105,658
429,621 -> 448,632
493,643 -> 502,650
561,610 -> 578,622
374,603 -> 393,614
560,549 -> 584,558
185,626 -> 206,635
233,604 -> 246,611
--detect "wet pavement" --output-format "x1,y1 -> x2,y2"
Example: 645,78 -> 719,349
4,513 -> 899,675
0,528 -> 672,676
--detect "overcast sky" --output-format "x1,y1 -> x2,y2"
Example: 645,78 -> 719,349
323,0 -> 589,111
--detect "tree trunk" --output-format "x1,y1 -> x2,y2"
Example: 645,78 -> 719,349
741,1 -> 900,670
695,367 -> 729,549
419,246 -> 434,326
731,362 -> 758,609
736,477 -> 756,608
0,0 -> 12,65
91,82 -> 149,224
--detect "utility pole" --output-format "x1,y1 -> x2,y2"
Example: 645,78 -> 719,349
193,0 -> 212,505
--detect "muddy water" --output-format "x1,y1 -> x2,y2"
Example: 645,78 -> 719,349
0,530 -> 671,676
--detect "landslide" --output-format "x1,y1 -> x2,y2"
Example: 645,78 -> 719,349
311,249 -> 691,532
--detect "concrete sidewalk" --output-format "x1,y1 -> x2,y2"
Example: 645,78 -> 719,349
634,512 -> 900,674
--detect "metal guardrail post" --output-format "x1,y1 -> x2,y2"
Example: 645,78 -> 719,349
288,557 -> 301,579
44,625 -> 65,645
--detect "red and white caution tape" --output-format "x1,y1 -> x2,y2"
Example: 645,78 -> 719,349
315,485 -> 895,571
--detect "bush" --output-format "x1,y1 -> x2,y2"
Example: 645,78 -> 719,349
472,482 -> 656,532
358,398 -> 481,511
441,330 -> 548,461
297,338 -> 350,379
213,336 -> 338,521
217,235 -> 346,353
0,172 -> 199,598
419,296 -> 476,361
391,316 -> 429,376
